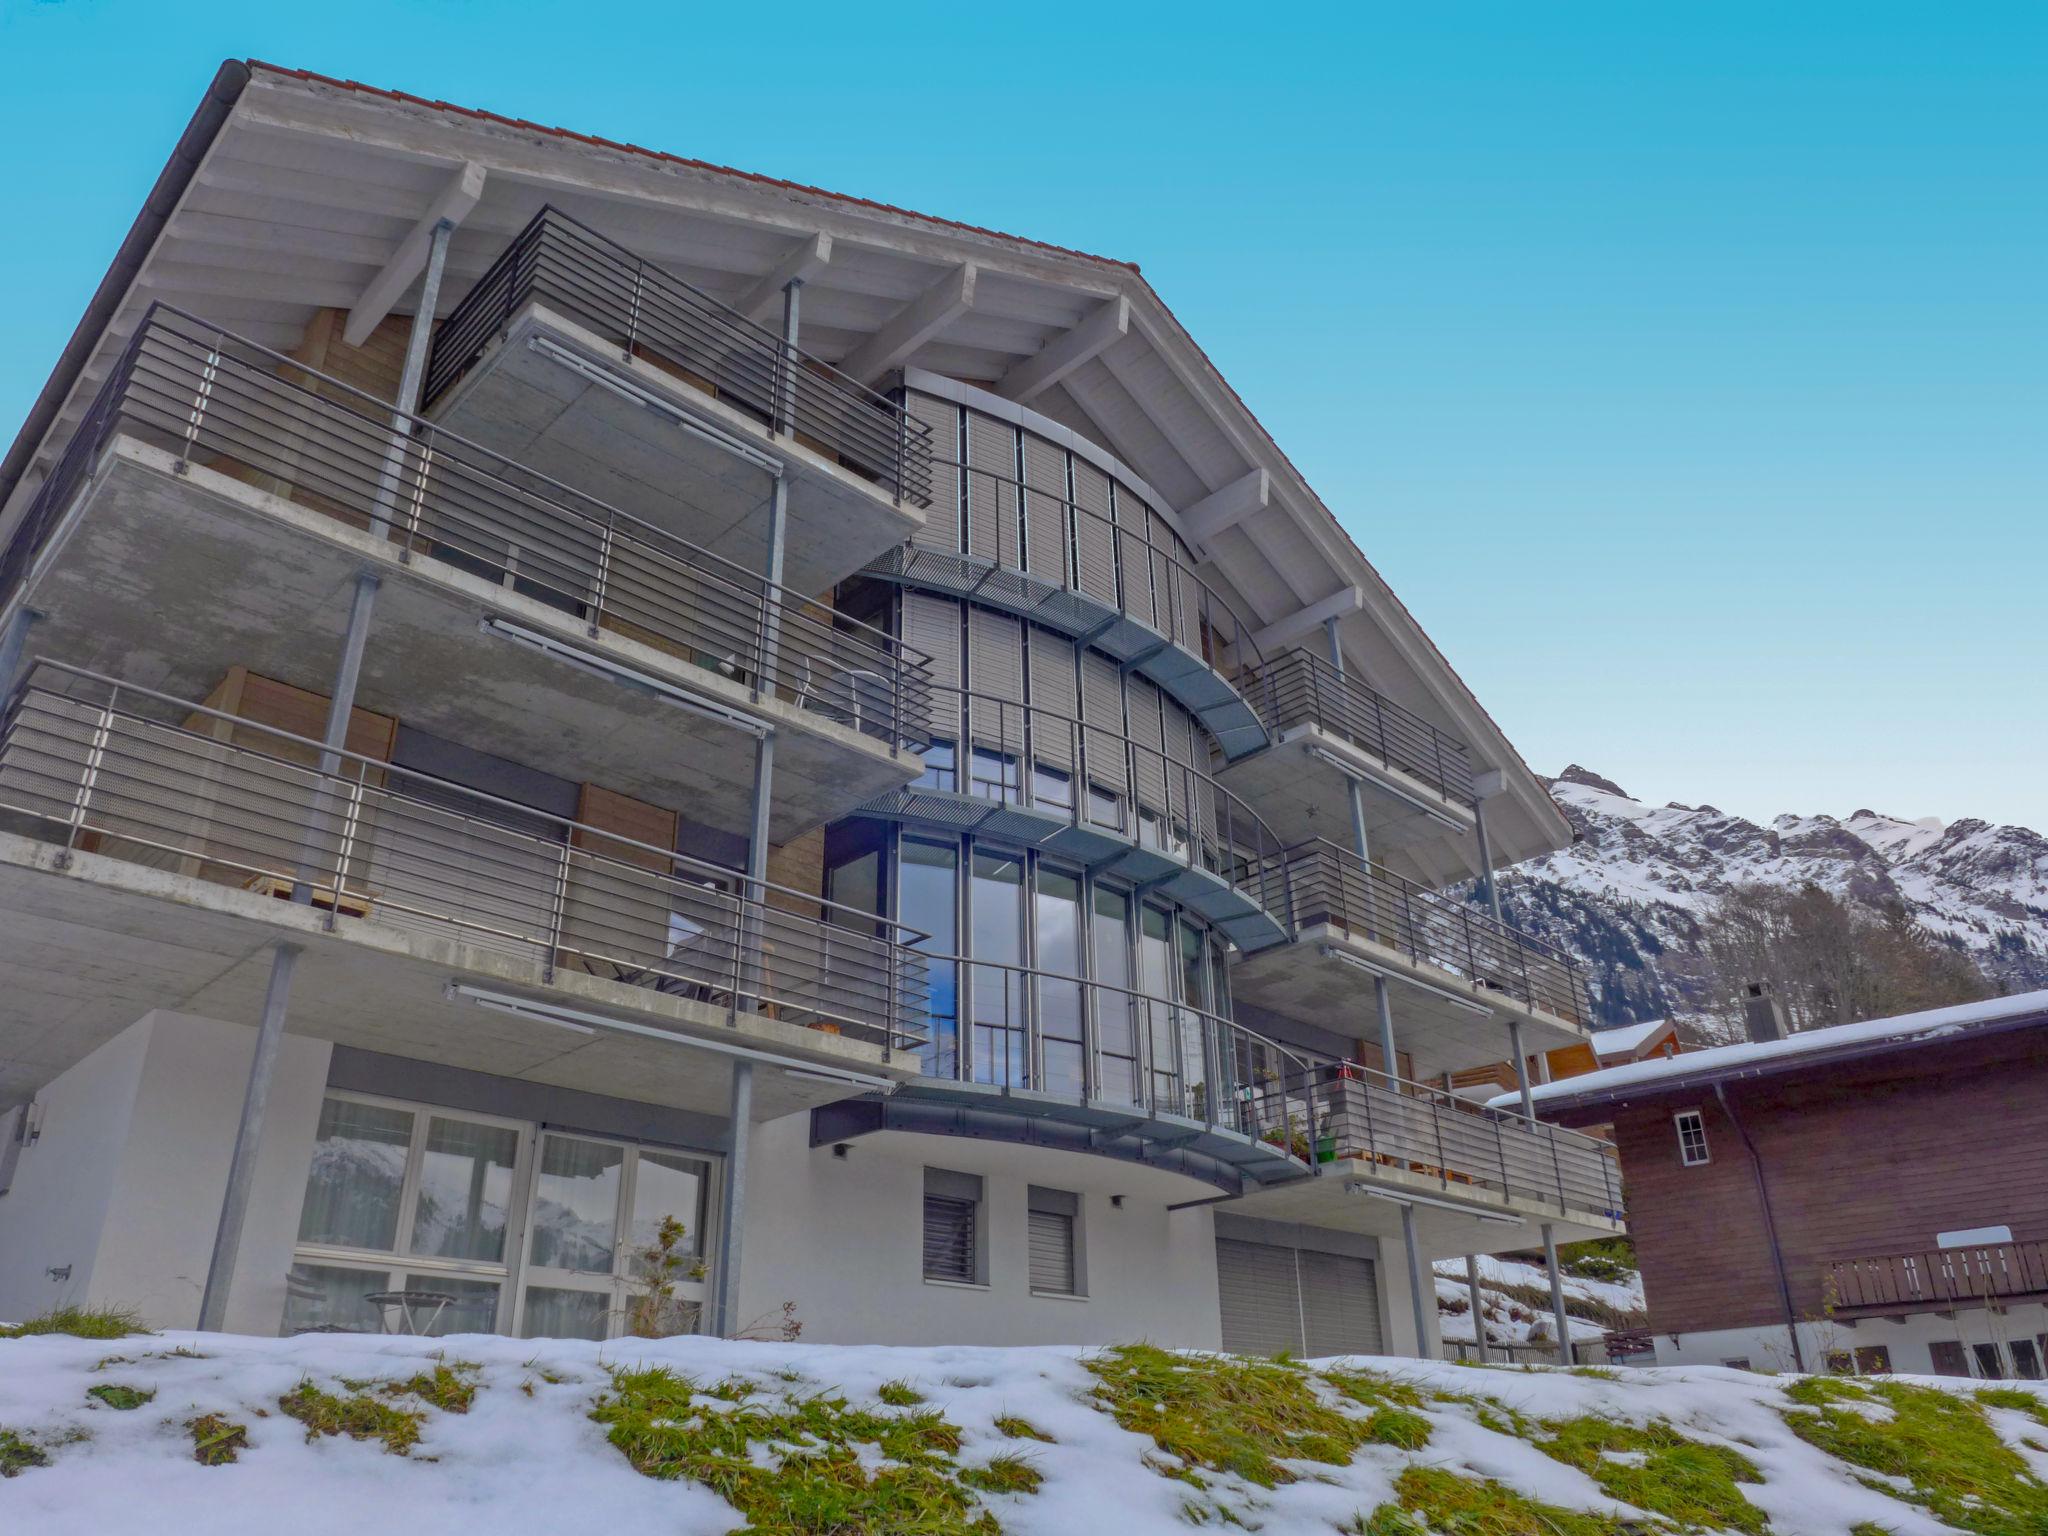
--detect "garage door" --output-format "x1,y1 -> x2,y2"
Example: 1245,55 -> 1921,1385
1216,1238 -> 1382,1358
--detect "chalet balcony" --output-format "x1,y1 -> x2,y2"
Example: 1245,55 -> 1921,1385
1826,1240 -> 2048,1318
865,468 -> 1270,760
422,207 -> 930,595
0,663 -> 928,1115
0,306 -> 927,839
1223,648 -> 1479,863
1231,839 -> 1591,1076
860,685 -> 1292,953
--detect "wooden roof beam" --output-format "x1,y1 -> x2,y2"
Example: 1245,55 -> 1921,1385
838,262 -> 977,385
1252,586 -> 1365,653
1182,467 -> 1269,551
994,295 -> 1128,402
343,160 -> 486,346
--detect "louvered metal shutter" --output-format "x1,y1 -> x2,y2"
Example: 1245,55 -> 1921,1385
1126,676 -> 1169,820
1079,649 -> 1128,799
1021,433 -> 1070,586
1216,1239 -> 1303,1357
1299,1249 -> 1382,1358
965,411 -> 1020,569
922,1195 -> 978,1283
1114,488 -> 1157,632
1151,508 -> 1198,648
905,392 -> 962,554
1072,460 -> 1119,606
1025,627 -> 1079,773
968,607 -> 1025,757
1028,1209 -> 1076,1294
902,592 -> 964,744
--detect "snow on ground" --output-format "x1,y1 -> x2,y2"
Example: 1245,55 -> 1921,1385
1434,1254 -> 1644,1345
5,1329 -> 2037,1535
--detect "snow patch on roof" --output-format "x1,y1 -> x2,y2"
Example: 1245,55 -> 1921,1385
1591,1018 -> 1674,1059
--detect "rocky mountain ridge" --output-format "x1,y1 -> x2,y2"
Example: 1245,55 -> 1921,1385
1496,766 -> 2048,1034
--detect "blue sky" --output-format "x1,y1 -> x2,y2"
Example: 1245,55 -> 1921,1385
3,1 -> 2042,831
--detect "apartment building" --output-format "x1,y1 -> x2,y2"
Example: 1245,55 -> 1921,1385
1507,992 -> 2048,1376
0,61 -> 1617,1356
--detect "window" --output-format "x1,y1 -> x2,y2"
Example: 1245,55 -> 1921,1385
923,1168 -> 984,1285
2015,1339 -> 2044,1381
1027,1186 -> 1081,1297
1720,1358 -> 1753,1372
1854,1346 -> 1893,1375
1974,1342 -> 2008,1380
900,839 -> 959,1078
1929,1340 -> 1970,1377
969,851 -> 1027,1088
1674,1109 -> 1711,1166
1035,867 -> 1086,1098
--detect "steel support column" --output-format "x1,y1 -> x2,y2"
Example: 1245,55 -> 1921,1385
1541,1221 -> 1574,1365
1325,615 -> 1371,865
394,218 -> 457,417
712,1059 -> 755,1336
293,569 -> 381,906
1399,1200 -> 1434,1360
1507,1017 -> 1535,1119
1473,792 -> 1505,926
197,941 -> 300,1332
1464,1253 -> 1489,1362
1375,975 -> 1398,1081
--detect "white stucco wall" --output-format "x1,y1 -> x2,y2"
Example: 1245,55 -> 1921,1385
0,1010 -> 329,1333
1650,1305 -> 2048,1377
735,1120 -> 1224,1347
0,1022 -> 152,1322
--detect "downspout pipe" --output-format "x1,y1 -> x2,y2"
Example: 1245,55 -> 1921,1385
0,60 -> 252,522
1714,1081 -> 1806,1372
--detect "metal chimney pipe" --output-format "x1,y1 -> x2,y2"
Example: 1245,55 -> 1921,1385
1743,981 -> 1788,1043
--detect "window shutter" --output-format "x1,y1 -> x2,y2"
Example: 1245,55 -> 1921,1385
902,593 -> 963,744
1028,1210 -> 1076,1295
1021,433 -> 1069,586
906,393 -> 962,554
1072,461 -> 1119,606
1215,1238 -> 1302,1357
1151,507 -> 1197,647
1080,649 -> 1129,799
922,1196 -> 977,1283
966,412 -> 1020,569
1298,1249 -> 1383,1358
1126,676 -> 1169,818
1113,487 -> 1158,631
1025,627 -> 1079,773
968,606 -> 1025,756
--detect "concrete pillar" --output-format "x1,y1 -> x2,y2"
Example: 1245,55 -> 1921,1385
198,942 -> 300,1332
712,1060 -> 754,1336
1399,1202 -> 1433,1360
1464,1253 -> 1488,1362
1541,1222 -> 1575,1365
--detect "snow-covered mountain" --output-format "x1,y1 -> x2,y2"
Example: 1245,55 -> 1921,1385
1495,766 -> 2048,1032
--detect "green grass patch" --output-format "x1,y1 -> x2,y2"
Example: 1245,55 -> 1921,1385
1431,1389 -> 1534,1440
0,1305 -> 145,1340
592,1365 -> 1005,1534
390,1362 -> 479,1414
1086,1344 -> 1373,1491
187,1414 -> 247,1466
1783,1377 -> 2048,1536
959,1452 -> 1044,1496
1362,1407 -> 1432,1450
993,1413 -> 1054,1443
1978,1388 -> 2048,1431
1322,1368 -> 1426,1412
86,1382 -> 155,1411
0,1429 -> 48,1478
279,1380 -> 425,1456
879,1378 -> 927,1407
1538,1415 -> 1766,1533
1358,1465 -> 1625,1536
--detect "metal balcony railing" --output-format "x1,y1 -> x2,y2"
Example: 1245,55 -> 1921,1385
905,949 -> 1320,1151
1827,1240 -> 2048,1316
1271,1059 -> 1623,1219
424,207 -> 934,509
892,683 -> 1292,931
0,306 -> 931,752
0,663 -> 930,1053
1240,648 -> 1476,808
1262,839 -> 1589,1026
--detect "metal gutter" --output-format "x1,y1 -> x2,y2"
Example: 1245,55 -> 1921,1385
0,59 -> 251,522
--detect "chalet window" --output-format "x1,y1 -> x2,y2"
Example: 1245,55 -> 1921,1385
1673,1110 -> 1711,1167
1027,1186 -> 1081,1297
2014,1339 -> 2044,1381
1854,1346 -> 1893,1375
1928,1340 -> 1969,1377
922,1167 -> 984,1285
1974,1343 -> 2008,1380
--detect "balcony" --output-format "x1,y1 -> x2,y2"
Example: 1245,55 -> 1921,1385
864,462 -> 1270,760
1234,1060 -> 1623,1247
814,958 -> 1324,1195
423,208 -> 930,596
1231,839 -> 1591,1076
1223,649 -> 1478,861
0,663 -> 928,1113
860,685 -> 1292,953
1826,1240 -> 2048,1318
0,306 -> 928,839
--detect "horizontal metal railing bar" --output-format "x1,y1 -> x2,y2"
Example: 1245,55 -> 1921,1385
1240,648 -> 1476,807
897,681 -> 1292,927
424,207 -> 933,507
1259,838 -> 1587,1025
916,457 -> 1269,684
1,306 -> 932,750
0,663 -> 932,1049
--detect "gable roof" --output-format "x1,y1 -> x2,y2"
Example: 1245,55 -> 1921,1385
1494,990 -> 2048,1119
